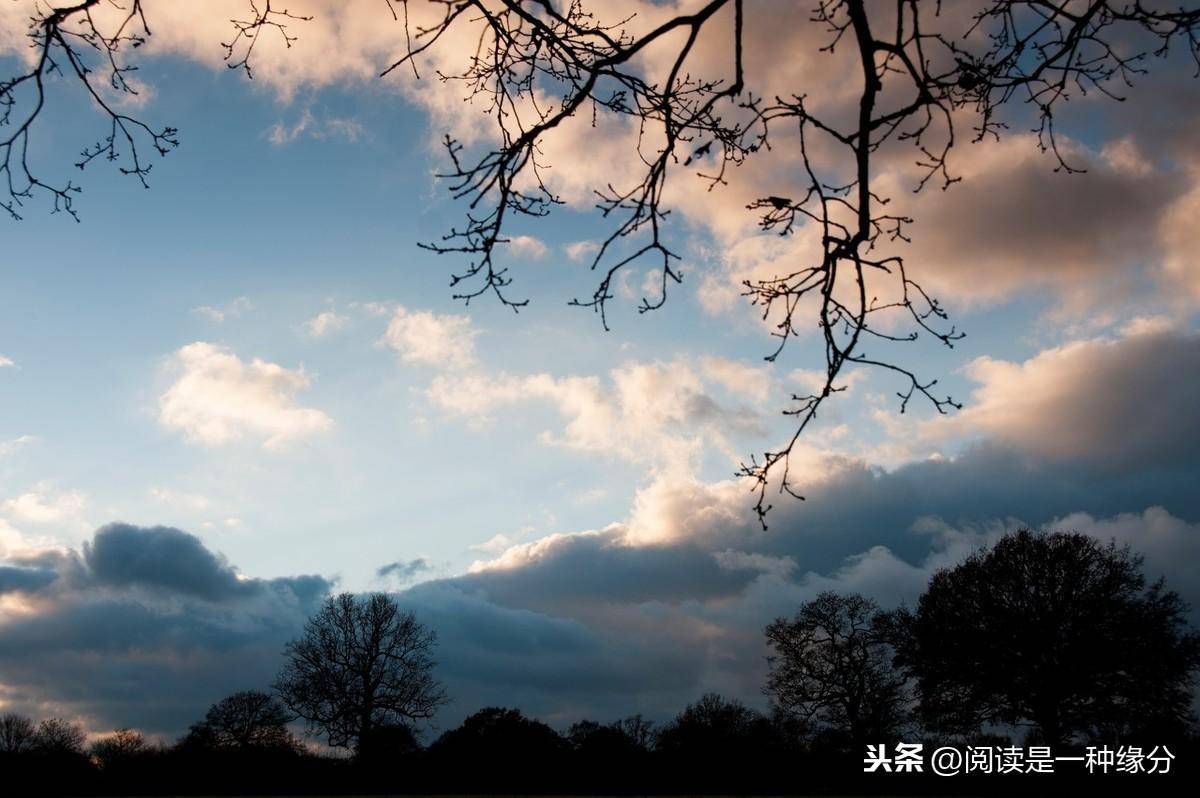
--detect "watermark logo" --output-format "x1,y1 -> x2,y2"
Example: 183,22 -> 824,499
864,743 -> 1176,776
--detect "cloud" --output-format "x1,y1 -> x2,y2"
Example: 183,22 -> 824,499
159,342 -> 333,449
382,306 -> 477,370
928,326 -> 1200,470
398,435 -> 1200,723
698,356 -> 773,405
0,523 -> 333,736
469,533 -> 514,554
267,108 -> 364,145
376,557 -> 431,583
0,435 -> 35,458
1,487 -> 87,525
148,487 -> 212,512
874,132 -> 1186,312
406,315 -> 1200,718
564,240 -> 600,262
190,297 -> 253,324
0,565 -> 57,595
427,357 -> 768,475
303,310 -> 349,338
83,523 -> 259,601
506,235 -> 549,260
1160,164 -> 1200,302
0,354 -> 13,368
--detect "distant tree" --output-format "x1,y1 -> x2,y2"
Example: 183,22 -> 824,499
656,693 -> 786,757
31,718 -> 87,756
432,707 -> 566,759
90,728 -> 147,766
568,717 -> 650,757
183,690 -> 298,752
895,530 -> 1200,747
357,722 -> 421,762
612,714 -> 657,751
764,592 -> 908,750
0,712 -> 36,754
275,592 -> 447,753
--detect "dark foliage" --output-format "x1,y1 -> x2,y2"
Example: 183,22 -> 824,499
180,690 -> 299,752
0,711 -> 36,753
894,529 -> 1200,747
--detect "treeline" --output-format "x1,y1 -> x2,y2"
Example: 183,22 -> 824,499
4,529 -> 1199,796
3,693 -> 1197,796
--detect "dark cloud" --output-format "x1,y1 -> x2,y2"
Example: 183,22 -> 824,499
391,416 -> 1200,725
376,557 -> 431,582
0,564 -> 57,594
398,581 -> 708,727
0,524 -> 332,737
84,523 -> 256,601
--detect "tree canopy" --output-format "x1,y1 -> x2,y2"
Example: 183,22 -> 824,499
765,591 -> 908,748
894,529 -> 1200,747
275,592 -> 447,751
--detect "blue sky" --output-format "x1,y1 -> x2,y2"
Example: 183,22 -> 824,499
2,0 -> 1199,738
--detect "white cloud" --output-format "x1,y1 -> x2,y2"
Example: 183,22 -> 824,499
470,533 -> 515,554
303,310 -> 349,338
0,435 -> 35,458
158,342 -> 333,449
0,355 -> 13,368
267,108 -> 364,146
382,305 -> 477,370
190,296 -> 253,323
564,240 -> 600,262
506,235 -> 549,259
699,355 -> 773,405
349,300 -> 393,317
427,359 -> 765,475
1,487 -> 87,525
148,487 -> 212,512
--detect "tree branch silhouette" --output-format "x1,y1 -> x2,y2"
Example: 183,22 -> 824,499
4,1 -> 1198,525
395,0 -> 1198,526
1,0 -> 177,220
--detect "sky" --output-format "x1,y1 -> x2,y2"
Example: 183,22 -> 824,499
1,0 -> 1199,741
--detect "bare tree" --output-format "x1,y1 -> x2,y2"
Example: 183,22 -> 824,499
765,592 -> 908,750
31,717 -> 87,756
90,727 -> 148,765
0,712 -> 36,754
183,690 -> 298,751
5,1 -> 1199,522
275,592 -> 447,752
391,0 -> 1200,524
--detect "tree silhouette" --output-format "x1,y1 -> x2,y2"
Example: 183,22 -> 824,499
765,591 -> 908,750
432,706 -> 566,758
655,692 -> 787,756
31,717 -> 87,756
0,712 -> 36,754
428,706 -> 569,791
4,2 -> 1199,522
275,592 -> 447,753
182,690 -> 298,752
90,728 -> 148,767
388,0 -> 1200,524
569,714 -> 656,756
893,529 -> 1200,747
